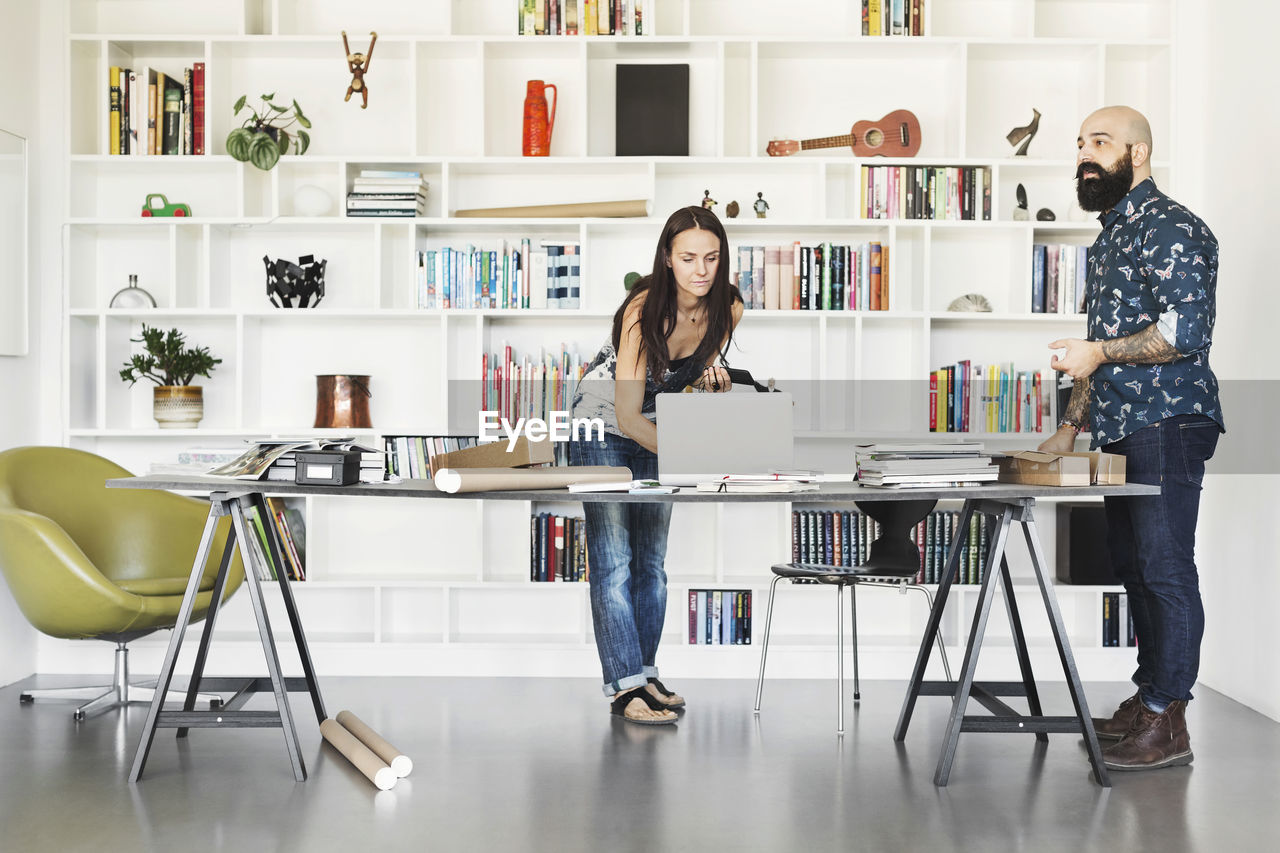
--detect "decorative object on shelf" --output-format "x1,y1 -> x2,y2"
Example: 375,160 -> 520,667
109,274 -> 156,309
341,31 -> 377,109
226,93 -> 311,171
294,184 -> 334,217
1036,208 -> 1056,221
118,323 -> 221,429
725,200 -> 739,218
315,374 -> 373,429
264,254 -> 326,308
623,271 -> 642,291
521,80 -> 557,156
700,189 -> 716,210
766,109 -> 922,157
140,193 -> 190,217
1012,183 -> 1029,220
615,64 -> 689,156
753,192 -> 770,218
1007,107 -> 1041,156
946,293 -> 993,313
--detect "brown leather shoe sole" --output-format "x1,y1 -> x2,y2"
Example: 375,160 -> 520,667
1104,749 -> 1194,771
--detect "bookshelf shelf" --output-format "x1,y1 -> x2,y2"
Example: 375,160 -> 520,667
61,0 -> 1175,681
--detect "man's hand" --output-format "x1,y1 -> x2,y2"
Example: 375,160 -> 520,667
1037,426 -> 1078,454
1049,338 -> 1103,380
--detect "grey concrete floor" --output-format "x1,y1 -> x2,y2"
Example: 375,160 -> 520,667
0,675 -> 1276,852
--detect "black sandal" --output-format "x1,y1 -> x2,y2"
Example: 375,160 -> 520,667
647,677 -> 686,709
610,687 -> 677,726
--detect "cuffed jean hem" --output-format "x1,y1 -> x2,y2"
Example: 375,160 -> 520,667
602,673 -> 649,698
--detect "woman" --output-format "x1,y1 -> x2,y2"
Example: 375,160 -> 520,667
570,205 -> 744,725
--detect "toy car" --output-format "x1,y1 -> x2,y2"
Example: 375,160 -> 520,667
141,193 -> 191,217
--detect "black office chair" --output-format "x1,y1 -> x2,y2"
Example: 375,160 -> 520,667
754,500 -> 952,734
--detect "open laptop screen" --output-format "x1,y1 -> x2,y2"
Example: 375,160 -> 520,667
655,392 -> 795,486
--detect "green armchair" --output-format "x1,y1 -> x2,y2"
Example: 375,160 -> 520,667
0,446 -> 245,720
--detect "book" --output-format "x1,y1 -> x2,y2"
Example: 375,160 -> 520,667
206,437 -> 365,480
162,76 -> 183,155
567,479 -> 673,494
108,67 -> 121,155
695,479 -> 819,494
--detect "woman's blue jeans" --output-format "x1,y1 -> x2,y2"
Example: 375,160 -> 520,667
570,431 -> 672,696
1102,413 -> 1220,709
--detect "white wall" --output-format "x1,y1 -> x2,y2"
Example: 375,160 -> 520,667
1178,0 -> 1280,721
0,0 -> 53,687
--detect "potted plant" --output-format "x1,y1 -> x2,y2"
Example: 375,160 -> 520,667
226,92 -> 311,171
119,324 -> 222,428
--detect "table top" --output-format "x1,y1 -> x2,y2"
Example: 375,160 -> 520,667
108,474 -> 1160,503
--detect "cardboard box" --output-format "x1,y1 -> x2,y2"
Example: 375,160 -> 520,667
432,436 -> 554,471
996,450 -> 1126,486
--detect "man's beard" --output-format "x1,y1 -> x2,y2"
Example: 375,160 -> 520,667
1076,149 -> 1134,212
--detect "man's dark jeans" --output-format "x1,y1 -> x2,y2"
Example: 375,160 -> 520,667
1102,413 -> 1220,709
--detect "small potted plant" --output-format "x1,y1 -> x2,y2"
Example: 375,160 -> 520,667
226,92 -> 311,171
119,324 -> 222,428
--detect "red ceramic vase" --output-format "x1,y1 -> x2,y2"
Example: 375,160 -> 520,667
522,80 -> 557,156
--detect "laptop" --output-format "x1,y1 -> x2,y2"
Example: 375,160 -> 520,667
655,392 -> 795,486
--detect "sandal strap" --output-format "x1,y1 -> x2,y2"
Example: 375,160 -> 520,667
647,677 -> 675,698
611,687 -> 669,713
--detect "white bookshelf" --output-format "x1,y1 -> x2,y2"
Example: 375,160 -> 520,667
58,0 -> 1175,680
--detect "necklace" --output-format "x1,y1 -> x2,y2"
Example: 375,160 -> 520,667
679,306 -> 701,324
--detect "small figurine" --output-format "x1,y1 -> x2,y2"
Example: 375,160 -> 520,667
1007,108 -> 1041,156
140,193 -> 191,217
1012,182 -> 1029,221
753,192 -> 769,218
1036,208 -> 1056,221
726,200 -> 740,219
342,30 -> 378,109
700,189 -> 716,210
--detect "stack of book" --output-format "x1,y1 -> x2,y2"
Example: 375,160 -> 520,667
108,63 -> 205,155
688,590 -> 752,645
346,170 -> 428,218
530,512 -> 588,582
732,242 -> 890,312
931,361 -> 1047,433
206,438 -> 386,483
855,441 -> 997,488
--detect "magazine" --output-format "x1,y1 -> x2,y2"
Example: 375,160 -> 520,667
205,437 -> 369,480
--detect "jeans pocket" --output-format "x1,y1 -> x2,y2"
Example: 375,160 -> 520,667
1178,421 -> 1219,486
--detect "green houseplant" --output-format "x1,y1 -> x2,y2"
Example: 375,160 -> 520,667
119,324 -> 222,428
226,93 -> 311,171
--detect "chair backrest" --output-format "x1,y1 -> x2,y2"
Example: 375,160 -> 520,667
0,446 -> 226,585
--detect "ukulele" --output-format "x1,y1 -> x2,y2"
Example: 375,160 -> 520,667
766,109 -> 921,158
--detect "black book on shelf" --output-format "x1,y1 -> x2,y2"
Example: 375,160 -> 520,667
615,64 -> 689,157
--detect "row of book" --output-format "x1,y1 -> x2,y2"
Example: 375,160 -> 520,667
519,0 -> 653,36
733,242 -> 891,312
382,435 -> 479,480
854,441 -> 997,489
482,343 -> 587,425
531,513 -> 589,582
688,590 -> 752,645
1102,591 -> 1137,647
108,64 -> 205,156
1033,243 -> 1089,315
863,0 -> 927,37
860,165 -> 992,221
346,169 -> 428,218
415,240 -> 580,310
244,498 -> 307,582
930,363 -> 1048,433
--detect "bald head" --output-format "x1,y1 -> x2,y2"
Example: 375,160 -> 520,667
1078,106 -> 1153,188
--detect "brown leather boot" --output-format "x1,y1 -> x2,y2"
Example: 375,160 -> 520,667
1103,700 -> 1193,771
1092,692 -> 1143,741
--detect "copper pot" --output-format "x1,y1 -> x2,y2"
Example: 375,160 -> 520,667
314,374 -> 372,429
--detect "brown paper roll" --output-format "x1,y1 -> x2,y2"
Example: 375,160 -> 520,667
453,199 -> 650,218
433,466 -> 633,494
320,718 -> 397,791
336,710 -> 412,778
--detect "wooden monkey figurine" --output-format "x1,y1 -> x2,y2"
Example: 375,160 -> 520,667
342,30 -> 377,109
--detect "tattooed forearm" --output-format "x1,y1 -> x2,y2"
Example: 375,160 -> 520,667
1099,323 -> 1180,364
1064,376 -> 1091,426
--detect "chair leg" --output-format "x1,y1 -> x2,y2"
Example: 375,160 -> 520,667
909,584 -> 953,682
836,583 -> 845,736
753,575 -> 785,713
850,582 -> 861,703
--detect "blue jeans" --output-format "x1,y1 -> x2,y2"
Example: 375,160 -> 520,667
570,431 -> 672,696
1102,413 -> 1220,708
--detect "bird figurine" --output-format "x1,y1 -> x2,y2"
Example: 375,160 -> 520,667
1007,108 -> 1041,156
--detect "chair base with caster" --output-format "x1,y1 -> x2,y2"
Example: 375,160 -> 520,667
19,640 -> 223,721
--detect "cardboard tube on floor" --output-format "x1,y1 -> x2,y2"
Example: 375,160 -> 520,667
336,710 -> 413,778
320,718 -> 397,791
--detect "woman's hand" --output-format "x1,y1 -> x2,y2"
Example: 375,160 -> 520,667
695,364 -> 732,393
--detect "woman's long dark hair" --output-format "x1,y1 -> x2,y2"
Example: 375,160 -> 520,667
610,205 -> 740,378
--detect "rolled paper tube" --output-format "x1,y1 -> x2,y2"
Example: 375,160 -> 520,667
336,710 -> 413,778
453,199 -> 650,218
433,466 -> 633,494
320,718 -> 396,791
